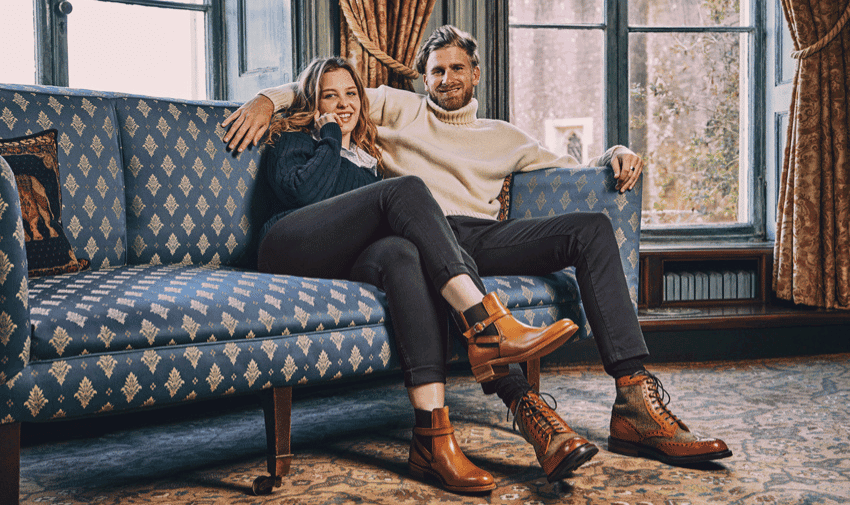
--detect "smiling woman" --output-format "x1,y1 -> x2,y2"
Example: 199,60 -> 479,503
315,68 -> 362,149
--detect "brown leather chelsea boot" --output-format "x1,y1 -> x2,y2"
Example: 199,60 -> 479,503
408,407 -> 496,493
458,293 -> 578,382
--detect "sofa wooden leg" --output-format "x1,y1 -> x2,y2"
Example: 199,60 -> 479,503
524,358 -> 541,391
1,422 -> 21,505
252,387 -> 293,496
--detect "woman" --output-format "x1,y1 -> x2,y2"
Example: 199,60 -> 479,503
257,58 -> 578,493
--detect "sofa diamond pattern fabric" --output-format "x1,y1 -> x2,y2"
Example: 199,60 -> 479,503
27,264 -> 389,360
1,270 -> 578,423
0,156 -> 32,386
4,323 -> 401,422
115,96 -> 268,268
508,167 -> 642,339
0,86 -> 127,270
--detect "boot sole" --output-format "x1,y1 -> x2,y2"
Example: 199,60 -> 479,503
409,461 -> 497,493
608,436 -> 733,466
545,442 -> 599,482
471,321 -> 579,382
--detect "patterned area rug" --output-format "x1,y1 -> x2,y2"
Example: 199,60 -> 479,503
20,354 -> 850,504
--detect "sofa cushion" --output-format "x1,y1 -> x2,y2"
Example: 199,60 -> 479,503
0,130 -> 90,277
114,96 -> 270,268
28,265 -> 582,362
0,85 -> 128,270
28,264 -> 389,361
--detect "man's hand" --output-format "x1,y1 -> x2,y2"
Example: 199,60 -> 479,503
611,148 -> 644,193
221,94 -> 275,152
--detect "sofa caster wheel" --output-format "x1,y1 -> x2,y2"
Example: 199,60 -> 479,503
251,475 -> 281,495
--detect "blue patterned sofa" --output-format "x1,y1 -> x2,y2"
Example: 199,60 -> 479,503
0,83 -> 641,501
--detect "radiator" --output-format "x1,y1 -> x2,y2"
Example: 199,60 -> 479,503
663,269 -> 757,301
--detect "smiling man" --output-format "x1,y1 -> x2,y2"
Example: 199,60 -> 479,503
223,25 -> 730,486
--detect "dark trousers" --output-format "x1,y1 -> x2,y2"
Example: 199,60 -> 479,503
258,176 -> 648,388
356,212 -> 650,388
447,214 -> 649,370
257,176 -> 477,387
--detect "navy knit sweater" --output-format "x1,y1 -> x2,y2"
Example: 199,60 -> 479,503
261,122 -> 381,240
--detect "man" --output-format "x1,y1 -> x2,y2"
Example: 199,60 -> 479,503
223,25 -> 731,484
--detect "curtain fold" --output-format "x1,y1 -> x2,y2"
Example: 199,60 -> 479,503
339,0 -> 438,90
775,0 -> 850,310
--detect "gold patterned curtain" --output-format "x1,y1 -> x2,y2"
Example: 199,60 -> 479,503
775,0 -> 850,310
339,0 -> 438,90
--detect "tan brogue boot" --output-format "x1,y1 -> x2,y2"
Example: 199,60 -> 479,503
408,407 -> 496,493
510,390 -> 598,482
608,371 -> 732,465
458,293 -> 578,382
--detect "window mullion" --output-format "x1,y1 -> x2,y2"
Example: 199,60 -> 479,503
605,0 -> 628,148
34,0 -> 69,86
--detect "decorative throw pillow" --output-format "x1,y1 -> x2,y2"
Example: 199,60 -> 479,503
0,130 -> 90,277
496,173 -> 513,222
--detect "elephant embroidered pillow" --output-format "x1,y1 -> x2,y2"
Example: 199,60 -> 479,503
0,129 -> 90,277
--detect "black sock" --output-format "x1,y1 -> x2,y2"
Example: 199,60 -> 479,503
605,358 -> 646,379
492,366 -> 533,412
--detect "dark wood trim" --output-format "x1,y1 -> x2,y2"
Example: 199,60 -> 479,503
637,242 -> 850,332
524,358 -> 541,392
0,422 -> 21,505
252,386 -> 293,495
639,304 -> 850,332
638,243 -> 775,309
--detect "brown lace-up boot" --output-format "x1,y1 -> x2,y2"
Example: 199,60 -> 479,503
408,407 -> 496,493
609,371 -> 732,465
458,293 -> 578,382
510,390 -> 598,482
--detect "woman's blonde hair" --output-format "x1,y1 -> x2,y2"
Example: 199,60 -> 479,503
266,57 -> 381,168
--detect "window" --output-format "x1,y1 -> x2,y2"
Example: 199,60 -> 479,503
68,0 -> 208,100
1,1 -> 37,84
3,0 -> 213,100
509,0 -> 762,240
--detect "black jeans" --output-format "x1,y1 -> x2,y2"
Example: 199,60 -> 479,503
447,214 -> 649,369
257,176 -> 478,387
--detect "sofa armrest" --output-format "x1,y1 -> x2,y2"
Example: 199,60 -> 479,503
508,166 -> 642,308
0,156 -> 31,386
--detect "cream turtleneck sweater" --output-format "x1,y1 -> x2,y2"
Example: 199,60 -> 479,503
261,84 -> 625,220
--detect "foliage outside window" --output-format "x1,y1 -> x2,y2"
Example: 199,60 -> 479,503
509,0 -> 755,232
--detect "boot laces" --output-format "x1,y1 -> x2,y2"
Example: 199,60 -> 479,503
634,370 -> 679,426
510,391 -> 569,443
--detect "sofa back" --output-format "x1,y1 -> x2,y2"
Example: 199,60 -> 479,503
0,85 -> 128,269
0,84 -> 271,270
113,95 -> 267,268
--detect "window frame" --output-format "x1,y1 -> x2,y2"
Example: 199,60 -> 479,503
34,0 -> 224,99
504,0 -> 767,243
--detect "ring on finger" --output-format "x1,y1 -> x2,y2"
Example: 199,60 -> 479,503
630,166 -> 636,171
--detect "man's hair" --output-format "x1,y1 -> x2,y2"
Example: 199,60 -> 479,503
414,25 -> 480,75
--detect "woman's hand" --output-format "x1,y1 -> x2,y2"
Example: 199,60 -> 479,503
315,111 -> 339,130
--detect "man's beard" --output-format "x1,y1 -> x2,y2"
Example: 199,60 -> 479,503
431,85 -> 474,111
